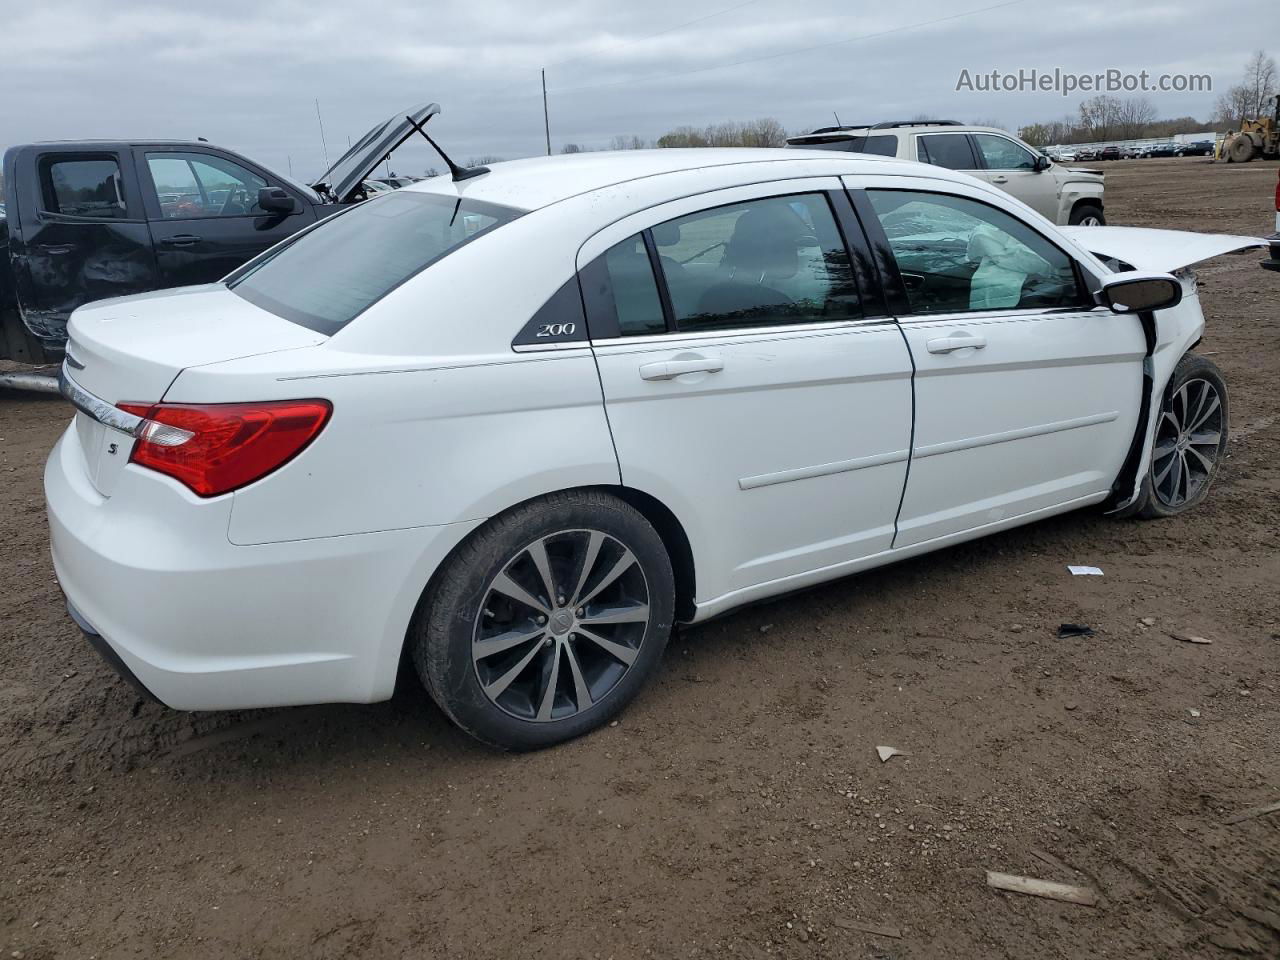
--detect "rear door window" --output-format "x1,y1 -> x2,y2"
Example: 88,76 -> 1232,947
229,191 -> 521,334
917,134 -> 978,170
653,193 -> 861,333
42,158 -> 128,219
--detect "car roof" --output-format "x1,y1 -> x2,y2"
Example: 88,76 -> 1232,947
401,148 -> 921,212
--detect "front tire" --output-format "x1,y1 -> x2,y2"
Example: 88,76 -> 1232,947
1069,203 -> 1106,226
411,491 -> 675,750
1130,354 -> 1229,519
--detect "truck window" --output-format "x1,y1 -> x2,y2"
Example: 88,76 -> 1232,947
146,152 -> 270,218
42,158 -> 127,219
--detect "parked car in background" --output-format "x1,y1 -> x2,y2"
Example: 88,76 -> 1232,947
362,179 -> 396,194
49,147 -> 1269,748
1098,146 -> 1122,161
1174,140 -> 1215,157
0,102 -> 440,363
787,121 -> 1105,225
1139,143 -> 1178,158
1056,150 -> 1077,162
372,176 -> 418,189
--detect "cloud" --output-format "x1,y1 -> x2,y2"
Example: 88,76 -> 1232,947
0,0 -> 1261,181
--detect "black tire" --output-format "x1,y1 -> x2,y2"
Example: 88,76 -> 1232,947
1226,136 -> 1256,164
411,490 -> 675,750
1068,203 -> 1106,226
1127,353 -> 1229,519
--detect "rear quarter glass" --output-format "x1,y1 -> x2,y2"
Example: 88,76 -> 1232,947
229,192 -> 522,335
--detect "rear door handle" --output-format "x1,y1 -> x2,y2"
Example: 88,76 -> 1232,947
37,243 -> 75,255
638,356 -> 724,380
160,234 -> 202,247
990,175 -> 1009,184
926,333 -> 987,354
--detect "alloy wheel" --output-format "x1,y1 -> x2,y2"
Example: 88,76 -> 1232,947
1152,377 -> 1223,508
472,529 -> 651,722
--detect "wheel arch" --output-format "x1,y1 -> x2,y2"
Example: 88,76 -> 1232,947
400,483 -> 699,669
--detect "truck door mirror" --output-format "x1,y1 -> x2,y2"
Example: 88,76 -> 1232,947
1034,154 -> 1052,172
257,187 -> 297,214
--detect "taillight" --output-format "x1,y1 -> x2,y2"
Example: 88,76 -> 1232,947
1274,169 -> 1279,212
116,399 -> 332,497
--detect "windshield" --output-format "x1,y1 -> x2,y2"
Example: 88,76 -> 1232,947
229,191 -> 522,335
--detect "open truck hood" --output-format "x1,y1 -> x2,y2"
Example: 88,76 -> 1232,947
312,102 -> 440,203
1061,226 -> 1271,273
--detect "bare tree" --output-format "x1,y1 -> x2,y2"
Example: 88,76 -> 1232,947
1116,96 -> 1157,139
560,143 -> 585,154
1242,49 -> 1279,119
1212,51 -> 1278,127
465,155 -> 505,166
608,135 -> 650,151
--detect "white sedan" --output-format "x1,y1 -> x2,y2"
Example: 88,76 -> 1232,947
47,149 -> 1270,749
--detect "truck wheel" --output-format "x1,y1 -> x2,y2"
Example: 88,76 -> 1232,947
1069,203 -> 1106,226
411,490 -> 675,750
1227,136 -> 1256,163
1126,354 -> 1229,520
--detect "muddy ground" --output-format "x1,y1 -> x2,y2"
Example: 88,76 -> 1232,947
2,157 -> 1278,959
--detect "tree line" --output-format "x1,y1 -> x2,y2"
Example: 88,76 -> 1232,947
1018,50 -> 1276,146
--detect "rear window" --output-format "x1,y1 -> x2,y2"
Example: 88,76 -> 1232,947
229,191 -> 521,334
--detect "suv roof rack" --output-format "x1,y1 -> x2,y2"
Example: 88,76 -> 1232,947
869,120 -> 962,129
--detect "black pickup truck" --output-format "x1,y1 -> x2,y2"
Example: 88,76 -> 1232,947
0,103 -> 437,363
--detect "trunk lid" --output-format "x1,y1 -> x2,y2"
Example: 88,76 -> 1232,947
1061,225 -> 1270,273
311,102 -> 440,203
62,283 -> 325,496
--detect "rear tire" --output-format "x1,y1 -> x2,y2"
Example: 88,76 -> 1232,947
1127,353 -> 1229,520
1069,203 -> 1106,226
411,490 -> 675,750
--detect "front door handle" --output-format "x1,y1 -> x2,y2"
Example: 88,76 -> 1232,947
37,243 -> 75,255
990,175 -> 1009,184
926,333 -> 987,354
638,356 -> 724,381
160,234 -> 202,247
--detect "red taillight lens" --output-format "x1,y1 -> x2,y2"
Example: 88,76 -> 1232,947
116,399 -> 332,497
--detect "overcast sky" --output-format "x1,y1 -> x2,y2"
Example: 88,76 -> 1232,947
0,0 -> 1265,181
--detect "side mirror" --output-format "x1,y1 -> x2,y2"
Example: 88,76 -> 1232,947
257,187 -> 297,214
1033,154 -> 1052,172
1099,273 -> 1183,313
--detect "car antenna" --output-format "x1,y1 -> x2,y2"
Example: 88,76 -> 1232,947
404,113 -> 489,182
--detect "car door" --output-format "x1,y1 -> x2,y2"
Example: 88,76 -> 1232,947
10,150 -> 159,337
138,148 -> 313,287
970,133 -> 1060,221
846,175 -> 1146,548
582,181 -> 914,605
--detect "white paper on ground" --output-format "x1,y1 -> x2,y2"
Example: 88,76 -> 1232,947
1067,565 -> 1104,576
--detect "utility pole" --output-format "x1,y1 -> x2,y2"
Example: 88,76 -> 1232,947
542,68 -> 552,156
315,99 -> 331,171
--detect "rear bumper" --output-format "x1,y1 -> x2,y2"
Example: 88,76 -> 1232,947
46,423 -> 482,711
66,600 -> 160,704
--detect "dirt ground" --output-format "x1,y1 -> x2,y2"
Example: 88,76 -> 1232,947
2,157 -> 1278,960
